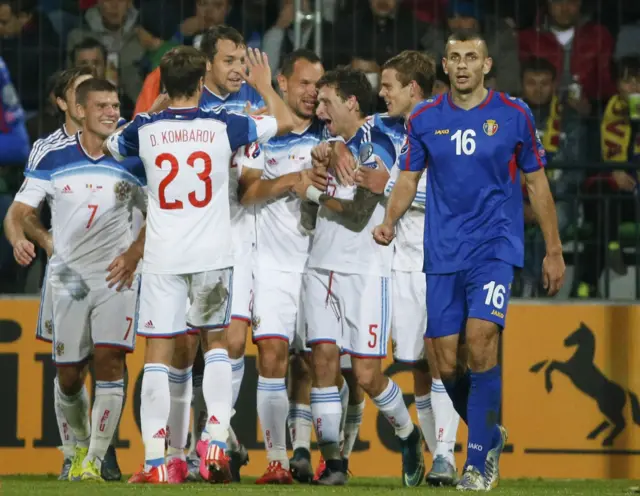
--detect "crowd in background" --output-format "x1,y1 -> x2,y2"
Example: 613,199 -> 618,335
0,0 -> 639,299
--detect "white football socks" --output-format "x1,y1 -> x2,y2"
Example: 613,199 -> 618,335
141,364 -> 170,468
343,401 -> 365,459
167,366 -> 193,461
288,403 -> 312,452
310,387 -> 342,461
202,349 -> 232,444
53,376 -> 77,459
86,380 -> 124,466
432,378 -> 459,464
55,378 -> 90,449
372,379 -> 414,439
257,376 -> 289,467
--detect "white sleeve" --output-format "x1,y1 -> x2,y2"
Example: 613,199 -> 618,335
14,177 -> 51,208
232,143 -> 264,172
251,115 -> 278,144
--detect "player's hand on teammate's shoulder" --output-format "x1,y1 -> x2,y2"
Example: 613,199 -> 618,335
355,157 -> 388,194
542,251 -> 565,297
372,222 -> 395,246
242,48 -> 272,91
107,247 -> 142,291
311,142 -> 331,166
12,238 -> 36,266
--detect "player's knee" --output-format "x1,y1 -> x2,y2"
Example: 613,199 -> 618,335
465,319 -> 499,372
257,339 -> 288,378
92,347 -> 125,381
226,319 -> 248,358
172,333 -> 199,369
56,364 -> 87,395
351,358 -> 384,397
310,344 -> 339,385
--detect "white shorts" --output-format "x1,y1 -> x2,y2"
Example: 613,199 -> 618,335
252,267 -> 307,352
231,262 -> 252,324
303,268 -> 391,358
391,270 -> 426,363
138,269 -> 233,338
51,278 -> 139,365
36,263 -> 54,343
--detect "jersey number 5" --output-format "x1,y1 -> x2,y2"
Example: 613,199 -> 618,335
156,151 -> 213,210
451,129 -> 476,156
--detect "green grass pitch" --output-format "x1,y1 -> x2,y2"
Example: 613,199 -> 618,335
1,476 -> 638,495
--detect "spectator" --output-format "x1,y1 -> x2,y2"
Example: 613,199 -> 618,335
433,63 -> 449,95
25,71 -> 60,144
519,57 -> 582,296
0,55 -> 28,292
135,0 -> 237,70
0,55 -> 28,165
422,0 -> 521,95
0,0 -> 61,112
615,20 -> 640,59
70,37 -> 107,78
574,56 -> 640,298
66,0 -> 146,118
262,0 -> 335,76
519,0 -> 616,108
333,0 -> 427,96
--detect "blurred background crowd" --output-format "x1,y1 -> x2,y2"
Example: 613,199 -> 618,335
0,0 -> 639,300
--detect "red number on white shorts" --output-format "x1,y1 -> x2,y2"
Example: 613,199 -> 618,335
368,324 -> 378,349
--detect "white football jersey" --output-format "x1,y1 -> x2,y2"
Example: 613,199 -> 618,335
230,143 -> 264,259
373,114 -> 427,273
252,120 -> 325,273
15,134 -> 146,286
307,121 -> 396,277
107,106 -> 278,275
200,83 -> 265,265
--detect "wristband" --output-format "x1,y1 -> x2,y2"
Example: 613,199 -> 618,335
306,185 -> 322,205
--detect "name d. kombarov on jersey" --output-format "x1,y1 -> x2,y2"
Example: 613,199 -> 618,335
149,127 -> 220,146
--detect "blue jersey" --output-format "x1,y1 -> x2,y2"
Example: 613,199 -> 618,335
403,90 -> 546,274
199,83 -> 264,113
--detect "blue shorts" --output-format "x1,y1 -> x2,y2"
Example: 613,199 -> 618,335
425,260 -> 514,339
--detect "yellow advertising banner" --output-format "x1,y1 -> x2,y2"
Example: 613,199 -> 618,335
0,299 -> 638,479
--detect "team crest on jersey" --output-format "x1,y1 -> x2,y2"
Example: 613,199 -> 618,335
251,315 -> 261,330
114,181 -> 132,202
483,119 -> 499,136
56,342 -> 64,356
44,319 -> 53,336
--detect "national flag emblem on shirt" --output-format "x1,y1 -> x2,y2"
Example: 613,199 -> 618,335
483,119 -> 499,136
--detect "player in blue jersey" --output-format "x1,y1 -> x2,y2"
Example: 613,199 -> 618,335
374,31 -> 565,490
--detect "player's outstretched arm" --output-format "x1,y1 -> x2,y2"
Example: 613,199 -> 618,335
3,201 -> 37,266
242,48 -> 293,136
238,168 -> 301,206
374,170 -> 422,246
524,168 -> 565,296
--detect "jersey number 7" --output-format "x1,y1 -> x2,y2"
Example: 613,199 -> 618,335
156,151 -> 213,210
